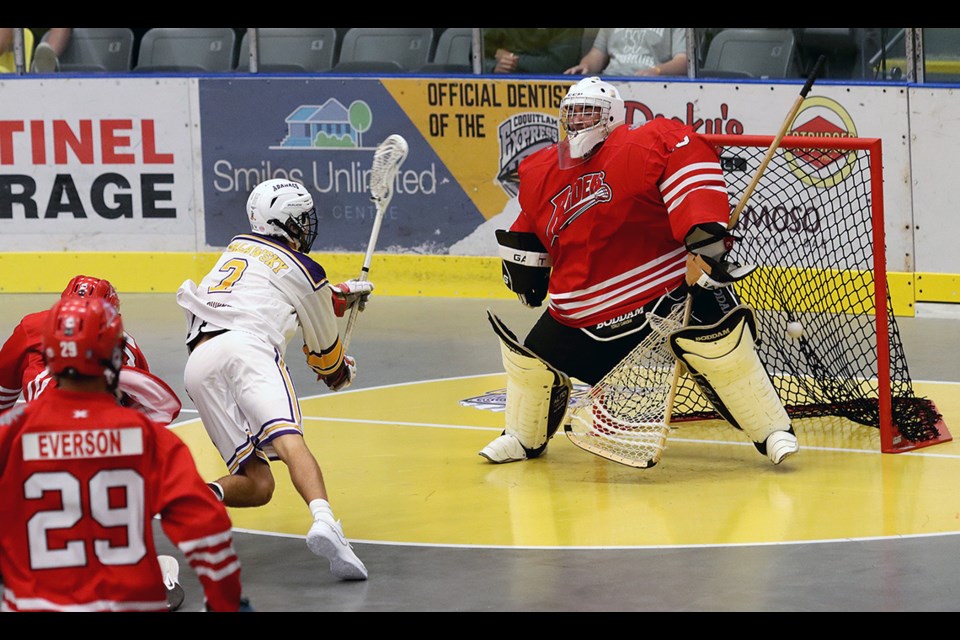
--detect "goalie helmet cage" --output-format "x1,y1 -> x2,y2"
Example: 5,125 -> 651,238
667,134 -> 951,454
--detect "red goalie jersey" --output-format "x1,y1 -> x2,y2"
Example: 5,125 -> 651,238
512,117 -> 731,328
0,387 -> 242,612
0,309 -> 150,412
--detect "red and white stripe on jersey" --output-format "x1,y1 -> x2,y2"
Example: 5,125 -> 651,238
0,384 -> 19,411
179,529 -> 242,586
549,247 -> 686,323
23,369 -> 54,403
123,332 -> 149,371
659,161 -> 729,216
2,589 -> 168,612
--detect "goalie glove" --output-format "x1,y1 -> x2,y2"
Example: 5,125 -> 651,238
684,222 -> 757,291
687,253 -> 757,291
320,355 -> 356,392
496,230 -> 551,308
331,279 -> 375,317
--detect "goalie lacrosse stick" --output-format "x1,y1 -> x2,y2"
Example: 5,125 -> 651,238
341,134 -> 409,351
566,56 -> 827,469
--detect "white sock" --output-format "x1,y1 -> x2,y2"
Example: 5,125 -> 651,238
309,498 -> 334,522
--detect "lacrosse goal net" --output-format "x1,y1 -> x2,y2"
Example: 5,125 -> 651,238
674,134 -> 949,453
565,134 -> 950,465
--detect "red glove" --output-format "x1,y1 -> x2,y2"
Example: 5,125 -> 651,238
321,355 -> 356,391
331,279 -> 375,317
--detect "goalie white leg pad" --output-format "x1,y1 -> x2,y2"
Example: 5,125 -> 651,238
668,305 -> 797,463
499,341 -> 569,451
481,311 -> 572,462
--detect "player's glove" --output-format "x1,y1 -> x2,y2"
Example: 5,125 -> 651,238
331,279 -> 375,317
320,355 -> 356,392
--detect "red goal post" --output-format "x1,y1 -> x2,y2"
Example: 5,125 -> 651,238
667,134 -> 952,453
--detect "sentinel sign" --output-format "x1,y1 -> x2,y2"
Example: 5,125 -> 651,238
0,119 -> 175,219
0,79 -> 198,251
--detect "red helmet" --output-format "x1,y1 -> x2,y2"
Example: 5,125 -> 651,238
62,275 -> 121,311
42,296 -> 125,380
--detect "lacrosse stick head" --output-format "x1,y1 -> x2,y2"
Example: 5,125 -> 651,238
369,135 -> 409,206
563,301 -> 687,469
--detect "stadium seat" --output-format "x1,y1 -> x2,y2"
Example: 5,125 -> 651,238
419,27 -> 474,73
236,28 -> 336,73
58,28 -> 134,72
332,60 -> 404,73
701,28 -> 797,79
134,27 -> 236,73
794,28 -> 860,79
334,27 -> 433,72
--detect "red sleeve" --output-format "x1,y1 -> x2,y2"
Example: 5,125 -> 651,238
509,208 -> 536,234
150,425 -> 242,612
0,322 -> 31,410
513,149 -> 548,237
0,404 -> 27,477
658,128 -> 731,242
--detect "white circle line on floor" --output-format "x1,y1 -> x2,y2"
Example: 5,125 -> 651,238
230,527 -> 960,551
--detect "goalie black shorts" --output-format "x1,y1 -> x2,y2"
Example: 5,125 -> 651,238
523,283 -> 740,385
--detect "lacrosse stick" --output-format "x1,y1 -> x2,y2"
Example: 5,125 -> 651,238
341,134 -> 409,351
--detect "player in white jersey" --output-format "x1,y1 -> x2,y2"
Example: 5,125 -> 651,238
176,178 -> 374,581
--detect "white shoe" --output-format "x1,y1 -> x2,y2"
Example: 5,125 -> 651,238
157,554 -> 185,611
479,433 -> 527,463
307,516 -> 368,581
31,42 -> 60,73
765,430 -> 799,465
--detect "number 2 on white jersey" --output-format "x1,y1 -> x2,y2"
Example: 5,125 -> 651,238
208,258 -> 249,293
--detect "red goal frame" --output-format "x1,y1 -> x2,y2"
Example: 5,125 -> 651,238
703,134 -> 950,454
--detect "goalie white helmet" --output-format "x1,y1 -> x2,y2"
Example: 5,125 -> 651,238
247,179 -> 319,253
558,76 -> 626,169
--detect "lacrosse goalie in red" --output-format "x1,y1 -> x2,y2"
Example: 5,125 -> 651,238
0,297 -> 243,612
481,76 -> 799,467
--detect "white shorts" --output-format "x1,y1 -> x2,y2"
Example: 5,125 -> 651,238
183,330 -> 303,474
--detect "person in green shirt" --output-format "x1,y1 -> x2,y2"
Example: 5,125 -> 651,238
483,28 -> 583,75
